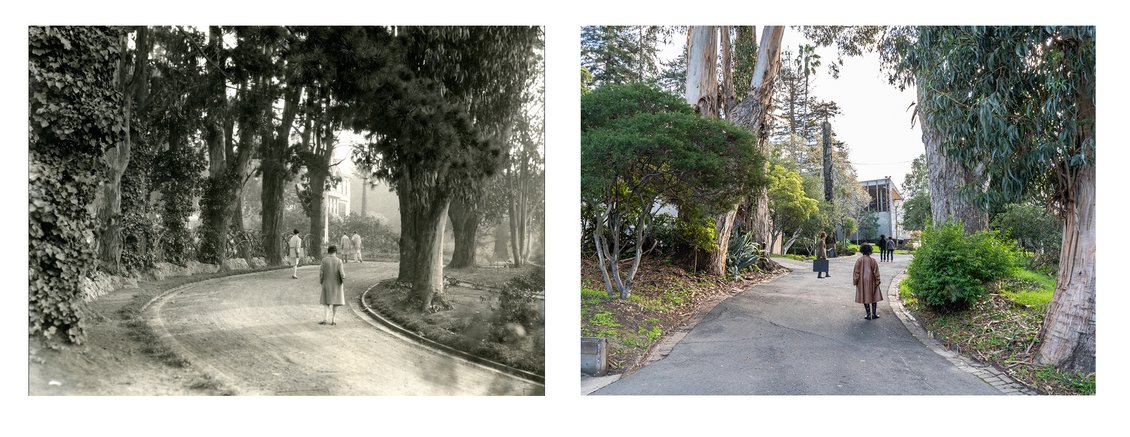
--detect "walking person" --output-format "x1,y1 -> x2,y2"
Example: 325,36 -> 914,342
287,229 -> 303,279
827,234 -> 837,258
886,236 -> 896,261
853,243 -> 882,320
339,233 -> 352,263
877,235 -> 888,262
319,245 -> 346,325
351,232 -> 363,263
814,232 -> 830,278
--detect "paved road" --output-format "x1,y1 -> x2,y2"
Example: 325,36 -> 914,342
595,254 -> 1000,395
146,261 -> 541,395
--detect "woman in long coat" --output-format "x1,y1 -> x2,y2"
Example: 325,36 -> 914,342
319,245 -> 346,325
815,232 -> 829,278
853,243 -> 882,320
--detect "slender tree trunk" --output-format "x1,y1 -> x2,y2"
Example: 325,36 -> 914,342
721,26 -> 735,113
822,121 -> 833,202
918,86 -> 987,233
396,182 -> 416,282
447,195 -> 480,268
306,171 -> 327,259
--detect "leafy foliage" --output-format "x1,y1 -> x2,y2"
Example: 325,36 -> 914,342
582,83 -> 764,298
905,222 -> 1019,310
581,26 -> 678,87
726,230 -> 763,279
29,26 -> 126,343
990,202 -> 1062,259
328,213 -> 400,254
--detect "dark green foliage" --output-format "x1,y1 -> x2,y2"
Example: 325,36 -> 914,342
905,222 -> 1019,310
28,26 -> 126,343
857,211 -> 879,242
901,193 -> 932,232
581,26 -> 676,86
155,145 -> 205,265
991,202 -> 1062,265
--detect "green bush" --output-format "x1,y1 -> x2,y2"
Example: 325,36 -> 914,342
905,222 -> 1019,310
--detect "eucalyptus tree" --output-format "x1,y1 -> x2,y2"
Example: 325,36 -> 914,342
896,27 -> 1096,373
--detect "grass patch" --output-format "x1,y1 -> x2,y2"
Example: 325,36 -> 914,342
900,269 -> 1093,395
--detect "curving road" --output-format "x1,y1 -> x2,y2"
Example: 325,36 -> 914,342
145,261 -> 542,395
595,254 -> 1001,395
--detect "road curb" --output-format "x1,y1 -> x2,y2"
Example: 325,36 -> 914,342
887,272 -> 1037,395
355,282 -> 546,387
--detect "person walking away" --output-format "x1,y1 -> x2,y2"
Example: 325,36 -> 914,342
853,243 -> 882,320
886,236 -> 896,261
339,233 -> 352,263
351,232 -> 363,263
287,229 -> 303,279
877,235 -> 888,262
814,232 -> 830,278
319,245 -> 346,325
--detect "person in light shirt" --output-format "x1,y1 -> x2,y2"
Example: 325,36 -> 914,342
288,229 -> 302,279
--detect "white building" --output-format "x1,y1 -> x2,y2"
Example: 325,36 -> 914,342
854,177 -> 903,242
323,169 -> 351,241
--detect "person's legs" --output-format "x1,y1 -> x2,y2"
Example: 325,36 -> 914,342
864,303 -> 872,320
330,305 -> 338,325
870,303 -> 879,319
320,305 -> 329,324
292,255 -> 299,278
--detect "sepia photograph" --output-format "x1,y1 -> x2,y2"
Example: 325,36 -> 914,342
28,25 -> 545,396
580,25 -> 1095,396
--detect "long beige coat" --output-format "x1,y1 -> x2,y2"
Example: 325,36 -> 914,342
815,239 -> 828,260
853,254 -> 882,304
339,235 -> 352,252
319,254 -> 346,306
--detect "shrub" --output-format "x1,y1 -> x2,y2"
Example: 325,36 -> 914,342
905,222 -> 1019,310
726,230 -> 762,278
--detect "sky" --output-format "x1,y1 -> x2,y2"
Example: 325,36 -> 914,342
662,28 -> 923,191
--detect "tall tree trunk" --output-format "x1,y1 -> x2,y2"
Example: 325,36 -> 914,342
404,191 -> 451,311
822,121 -> 833,202
94,27 -> 148,274
1036,167 -> 1096,373
306,171 -> 327,259
686,26 -> 736,275
1036,74 -> 1096,373
396,175 -> 417,282
261,83 -> 301,265
730,26 -> 784,256
720,26 -> 735,114
448,195 -> 480,268
917,86 -> 987,233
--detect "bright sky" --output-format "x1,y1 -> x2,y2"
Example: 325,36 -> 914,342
663,28 -> 923,191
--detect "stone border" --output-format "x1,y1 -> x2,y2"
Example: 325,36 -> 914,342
355,282 -> 546,387
887,272 -> 1036,395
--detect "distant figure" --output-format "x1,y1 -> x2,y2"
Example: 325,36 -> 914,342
878,235 -> 888,262
319,245 -> 346,325
814,231 -> 830,279
886,237 -> 896,261
853,243 -> 882,320
287,229 -> 302,279
339,234 -> 352,263
827,234 -> 837,258
351,232 -> 363,263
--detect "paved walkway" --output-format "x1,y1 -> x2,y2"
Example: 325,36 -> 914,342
145,261 -> 541,395
594,254 -> 1004,395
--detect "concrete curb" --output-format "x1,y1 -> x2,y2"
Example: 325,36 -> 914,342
887,272 -> 1037,395
355,282 -> 545,387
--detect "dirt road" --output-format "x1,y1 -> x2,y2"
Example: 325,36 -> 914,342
146,261 -> 542,395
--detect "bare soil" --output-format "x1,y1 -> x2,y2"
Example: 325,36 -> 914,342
27,269 -> 282,395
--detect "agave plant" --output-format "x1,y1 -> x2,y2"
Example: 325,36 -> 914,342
726,230 -> 762,279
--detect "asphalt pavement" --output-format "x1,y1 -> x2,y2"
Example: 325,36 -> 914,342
593,253 -> 1001,395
